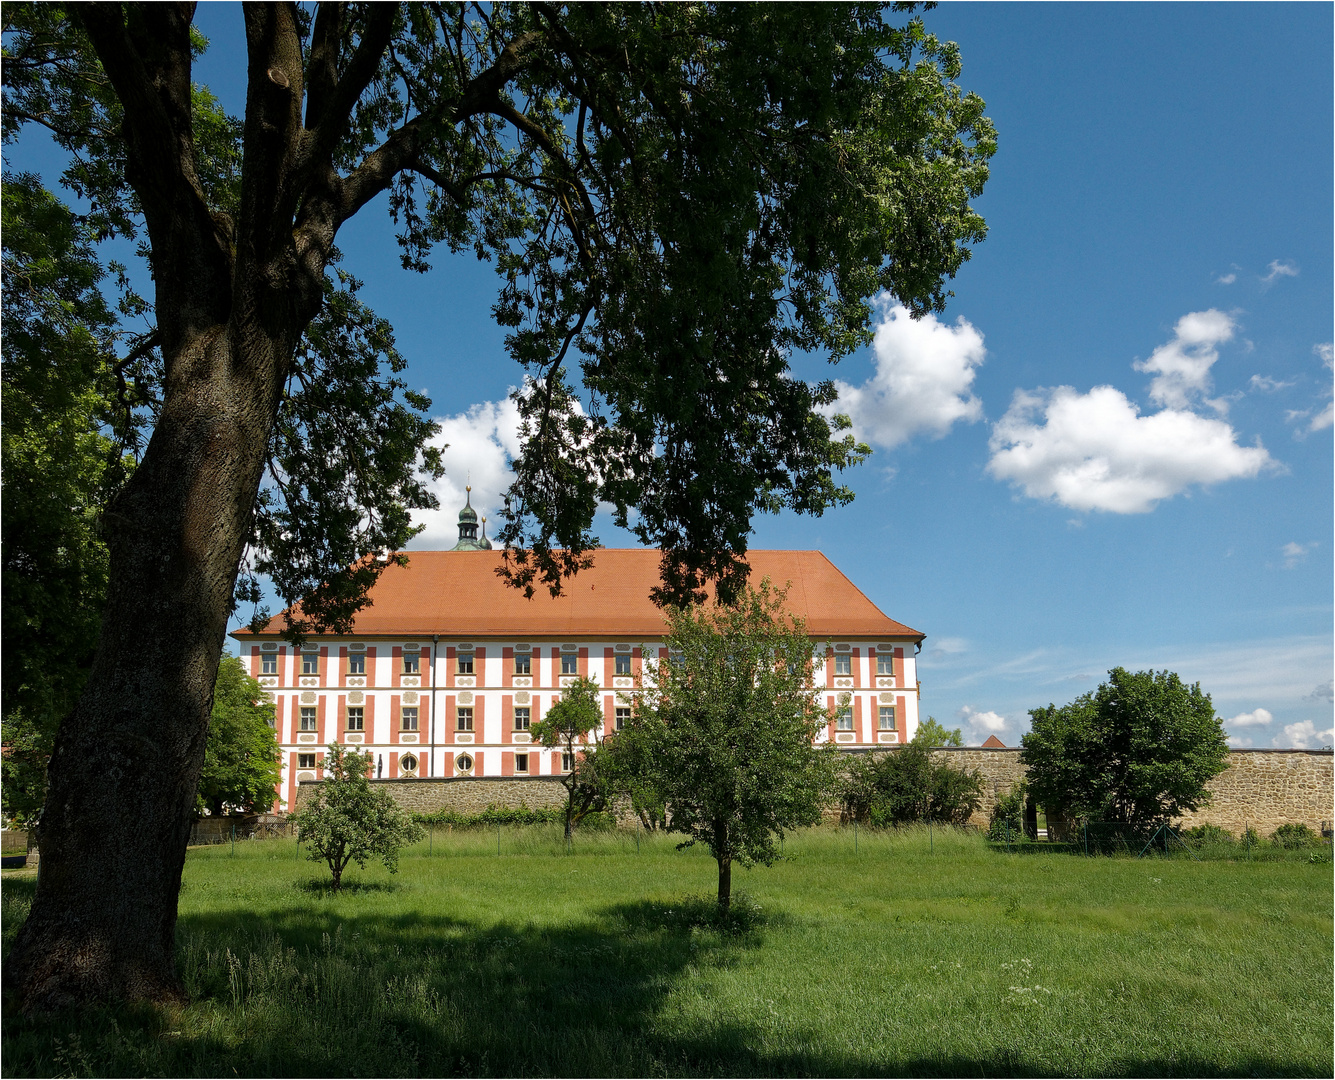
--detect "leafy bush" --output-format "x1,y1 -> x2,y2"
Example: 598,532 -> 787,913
1182,823 -> 1235,847
988,781 -> 1028,841
840,743 -> 983,826
1270,823 -> 1324,850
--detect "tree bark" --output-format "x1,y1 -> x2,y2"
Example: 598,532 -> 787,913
3,315 -> 294,1010
717,855 -> 732,914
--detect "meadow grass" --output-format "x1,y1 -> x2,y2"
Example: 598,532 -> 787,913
2,825 -> 1331,1077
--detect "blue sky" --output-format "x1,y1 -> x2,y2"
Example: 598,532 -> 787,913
11,4 -> 1332,747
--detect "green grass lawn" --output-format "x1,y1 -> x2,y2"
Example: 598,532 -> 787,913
3,825 -> 1331,1077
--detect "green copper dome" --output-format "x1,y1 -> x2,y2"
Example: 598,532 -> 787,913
451,487 -> 487,550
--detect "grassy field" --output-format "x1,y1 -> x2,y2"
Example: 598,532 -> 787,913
2,825 -> 1331,1077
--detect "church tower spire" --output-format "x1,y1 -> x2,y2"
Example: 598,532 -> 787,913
451,486 -> 485,551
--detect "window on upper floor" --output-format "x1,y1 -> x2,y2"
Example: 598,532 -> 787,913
300,707 -> 317,732
834,653 -> 852,676
347,652 -> 365,676
877,653 -> 894,677
560,751 -> 574,772
401,707 -> 418,731
879,706 -> 897,731
261,653 -> 278,675
514,652 -> 531,676
836,705 -> 853,730
402,650 -> 420,674
457,707 -> 473,732
302,652 -> 319,675
561,653 -> 577,676
615,706 -> 631,731
514,707 -> 530,731
614,653 -> 632,676
457,652 -> 474,675
346,707 -> 364,731
297,753 -> 316,770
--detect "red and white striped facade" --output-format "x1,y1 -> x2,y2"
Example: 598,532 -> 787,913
231,548 -> 924,813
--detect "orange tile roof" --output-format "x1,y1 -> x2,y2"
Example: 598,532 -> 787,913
234,549 -> 922,641
981,735 -> 1007,748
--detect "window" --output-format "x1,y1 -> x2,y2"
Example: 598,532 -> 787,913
300,707 -> 317,732
297,753 -> 316,769
400,753 -> 418,774
877,653 -> 894,677
879,706 -> 897,731
834,653 -> 852,676
514,707 -> 530,731
515,753 -> 529,774
456,753 -> 474,775
514,652 -> 531,675
401,707 -> 418,732
403,651 -> 420,674
457,652 -> 474,675
836,705 -> 853,730
347,652 -> 365,675
561,751 -> 574,772
668,650 -> 685,668
614,653 -> 631,677
302,652 -> 319,675
346,707 -> 364,732
261,653 -> 278,675
615,707 -> 631,732
457,707 -> 473,732
561,652 -> 578,676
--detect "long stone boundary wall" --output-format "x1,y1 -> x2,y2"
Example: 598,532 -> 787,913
924,747 -> 1332,834
296,748 -> 1333,835
295,774 -> 569,817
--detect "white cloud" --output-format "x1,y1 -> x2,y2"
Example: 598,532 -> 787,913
409,396 -> 523,548
1214,272 -> 1237,285
958,705 -> 1006,738
1132,309 -> 1235,411
1277,719 -> 1334,749
1262,259 -> 1299,283
1308,681 -> 1334,703
830,299 -> 984,449
1316,343 -> 1334,368
1280,541 -> 1316,569
1248,374 -> 1293,393
929,636 -> 969,657
1225,707 -> 1273,729
987,384 -> 1274,513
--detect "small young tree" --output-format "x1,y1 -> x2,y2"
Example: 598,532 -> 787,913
631,580 -> 838,913
1021,667 -> 1229,829
913,716 -> 964,746
288,743 -> 423,890
530,675 -> 610,839
195,656 -> 283,817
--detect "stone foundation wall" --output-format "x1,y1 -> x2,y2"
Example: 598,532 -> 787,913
296,775 -> 569,816
294,748 -> 1332,836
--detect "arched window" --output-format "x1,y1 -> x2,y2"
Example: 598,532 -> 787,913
456,754 -> 474,776
400,754 -> 418,775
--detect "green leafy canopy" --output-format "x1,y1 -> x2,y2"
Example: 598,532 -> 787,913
196,657 -> 284,818
2,2 -> 994,618
1020,667 -> 1230,828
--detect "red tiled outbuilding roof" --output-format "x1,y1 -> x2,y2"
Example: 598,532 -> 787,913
981,735 -> 1007,748
234,549 -> 922,641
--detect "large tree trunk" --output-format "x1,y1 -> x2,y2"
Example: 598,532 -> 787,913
3,318 -> 291,1011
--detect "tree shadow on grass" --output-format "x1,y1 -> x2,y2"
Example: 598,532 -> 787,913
0,874 -> 1322,1077
296,877 -> 402,897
